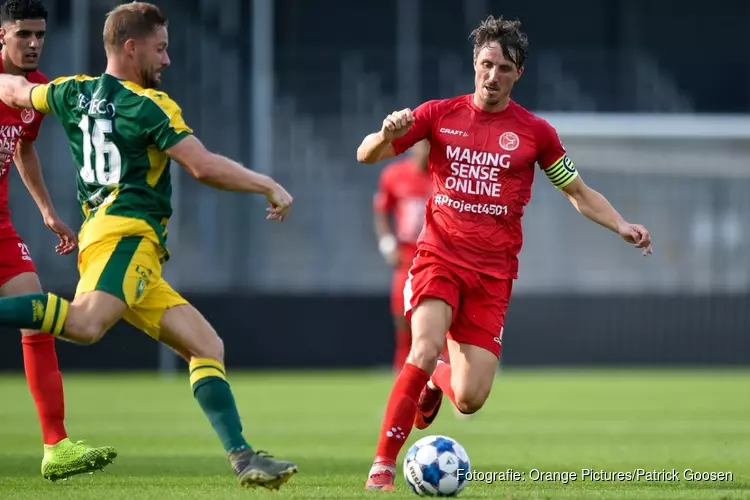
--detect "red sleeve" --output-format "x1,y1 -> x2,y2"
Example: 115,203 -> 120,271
391,100 -> 439,156
21,71 -> 49,142
535,117 -> 579,189
373,167 -> 396,213
535,118 -> 567,170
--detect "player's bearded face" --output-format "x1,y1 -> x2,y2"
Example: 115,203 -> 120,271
0,19 -> 46,72
136,26 -> 170,89
473,42 -> 522,109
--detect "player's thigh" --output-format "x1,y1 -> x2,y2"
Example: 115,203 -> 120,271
391,266 -> 410,331
156,300 -> 224,362
66,290 -> 129,342
72,235 -> 157,340
447,278 -> 513,411
120,275 -> 187,341
405,252 -> 461,369
0,234 -> 38,290
0,271 -> 42,296
0,235 -> 41,337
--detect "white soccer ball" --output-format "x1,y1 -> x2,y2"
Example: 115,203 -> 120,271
403,435 -> 470,496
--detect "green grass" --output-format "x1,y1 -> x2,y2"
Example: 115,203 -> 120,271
0,369 -> 749,499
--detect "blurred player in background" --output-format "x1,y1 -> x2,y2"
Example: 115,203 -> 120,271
372,140 -> 433,373
0,0 -> 116,480
0,1 -> 296,490
357,15 -> 653,490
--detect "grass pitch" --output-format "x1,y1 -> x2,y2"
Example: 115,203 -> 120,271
0,369 -> 748,499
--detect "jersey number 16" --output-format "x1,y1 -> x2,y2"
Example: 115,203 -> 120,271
78,115 -> 122,185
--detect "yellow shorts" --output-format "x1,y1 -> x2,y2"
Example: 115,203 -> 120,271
76,220 -> 187,340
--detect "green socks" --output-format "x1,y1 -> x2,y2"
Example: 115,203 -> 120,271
0,293 -> 68,335
189,357 -> 250,453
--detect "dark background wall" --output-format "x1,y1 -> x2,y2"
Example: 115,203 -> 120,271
1,293 -> 747,371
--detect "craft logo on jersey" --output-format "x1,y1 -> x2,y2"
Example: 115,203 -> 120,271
440,127 -> 469,137
20,108 -> 35,124
499,131 -> 519,151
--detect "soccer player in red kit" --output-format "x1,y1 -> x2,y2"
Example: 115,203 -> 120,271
373,140 -> 432,372
0,0 -> 116,480
357,15 -> 653,490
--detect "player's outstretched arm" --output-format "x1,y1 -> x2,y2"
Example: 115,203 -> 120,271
561,176 -> 653,256
14,141 -> 77,254
357,109 -> 414,164
0,74 -> 35,109
165,135 -> 292,221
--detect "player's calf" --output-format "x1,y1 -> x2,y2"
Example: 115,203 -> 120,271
159,304 -> 297,488
452,385 -> 488,414
433,341 -> 497,415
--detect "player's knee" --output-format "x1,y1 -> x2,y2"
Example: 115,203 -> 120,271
64,315 -> 109,345
406,337 -> 443,372
453,384 -> 490,415
191,332 -> 224,362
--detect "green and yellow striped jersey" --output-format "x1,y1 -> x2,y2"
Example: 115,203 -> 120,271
30,73 -> 192,253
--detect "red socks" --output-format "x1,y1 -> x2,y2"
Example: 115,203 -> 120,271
393,327 -> 411,373
22,334 -> 67,445
431,360 -> 456,405
374,363 -> 430,463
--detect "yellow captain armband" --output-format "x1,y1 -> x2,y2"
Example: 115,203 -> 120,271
29,83 -> 51,114
543,154 -> 578,189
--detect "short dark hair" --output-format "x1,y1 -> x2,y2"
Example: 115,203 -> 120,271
103,2 -> 167,53
469,15 -> 529,70
0,0 -> 48,24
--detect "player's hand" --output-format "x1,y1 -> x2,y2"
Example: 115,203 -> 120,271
378,234 -> 400,266
381,109 -> 414,140
265,182 -> 293,222
617,222 -> 652,256
44,215 -> 78,255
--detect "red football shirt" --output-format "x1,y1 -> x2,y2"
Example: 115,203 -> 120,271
391,95 -> 578,279
0,58 -> 48,232
373,158 -> 431,265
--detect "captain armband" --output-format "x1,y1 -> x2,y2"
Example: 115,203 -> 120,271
543,155 -> 578,189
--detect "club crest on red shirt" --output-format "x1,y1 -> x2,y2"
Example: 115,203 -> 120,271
499,131 -> 519,151
20,108 -> 35,124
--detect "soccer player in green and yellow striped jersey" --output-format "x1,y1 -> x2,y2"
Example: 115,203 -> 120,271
0,2 -> 296,490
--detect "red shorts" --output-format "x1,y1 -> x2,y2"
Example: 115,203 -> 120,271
0,232 -> 37,287
404,250 -> 512,358
390,265 -> 410,317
